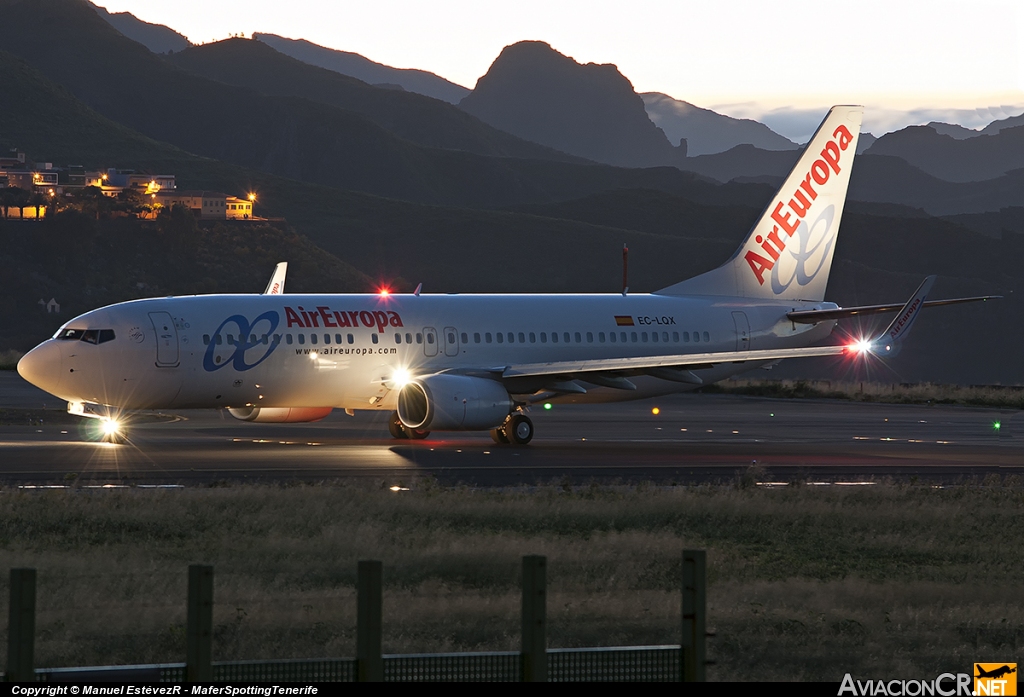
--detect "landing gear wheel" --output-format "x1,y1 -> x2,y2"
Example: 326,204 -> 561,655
490,427 -> 510,444
503,414 -> 534,445
403,426 -> 430,440
388,412 -> 408,439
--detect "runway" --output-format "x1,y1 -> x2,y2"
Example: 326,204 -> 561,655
1,373 -> 1021,486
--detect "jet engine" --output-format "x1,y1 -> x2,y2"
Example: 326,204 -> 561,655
397,375 -> 511,431
227,407 -> 333,423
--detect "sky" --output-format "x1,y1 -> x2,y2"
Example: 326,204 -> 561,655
94,0 -> 1024,140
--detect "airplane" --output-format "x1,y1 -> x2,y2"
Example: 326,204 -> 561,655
976,665 -> 1016,680
16,106 -> 998,445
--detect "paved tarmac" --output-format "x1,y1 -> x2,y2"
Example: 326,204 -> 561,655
1,373 -> 1021,486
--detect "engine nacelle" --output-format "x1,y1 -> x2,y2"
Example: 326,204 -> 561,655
398,375 -> 511,431
227,407 -> 333,423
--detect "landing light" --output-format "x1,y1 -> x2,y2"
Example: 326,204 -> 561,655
378,287 -> 391,297
390,368 -> 412,389
652,407 -> 660,415
849,338 -> 874,354
100,417 -> 121,437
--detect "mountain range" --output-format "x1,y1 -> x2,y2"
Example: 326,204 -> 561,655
2,0 -> 1023,384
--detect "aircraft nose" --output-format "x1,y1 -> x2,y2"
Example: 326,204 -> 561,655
17,341 -> 63,395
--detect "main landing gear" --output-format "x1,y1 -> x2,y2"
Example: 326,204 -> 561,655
388,411 -> 429,440
491,413 -> 534,446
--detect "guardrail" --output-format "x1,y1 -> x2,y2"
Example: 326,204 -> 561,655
6,552 -> 709,682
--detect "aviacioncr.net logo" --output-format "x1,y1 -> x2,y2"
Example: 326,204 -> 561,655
203,311 -> 280,372
770,204 -> 837,295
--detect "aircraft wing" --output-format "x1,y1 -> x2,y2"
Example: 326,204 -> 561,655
787,295 -> 999,323
500,344 -> 850,379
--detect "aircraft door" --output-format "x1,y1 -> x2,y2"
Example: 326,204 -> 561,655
443,326 -> 459,357
149,311 -> 180,366
732,311 -> 751,351
423,327 -> 438,357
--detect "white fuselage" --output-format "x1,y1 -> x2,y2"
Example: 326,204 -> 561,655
20,292 -> 837,412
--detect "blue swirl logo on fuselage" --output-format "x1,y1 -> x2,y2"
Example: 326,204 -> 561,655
203,311 -> 280,372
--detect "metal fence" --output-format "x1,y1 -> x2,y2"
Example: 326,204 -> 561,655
7,553 -> 708,683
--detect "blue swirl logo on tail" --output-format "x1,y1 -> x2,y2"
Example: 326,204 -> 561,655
203,311 -> 280,372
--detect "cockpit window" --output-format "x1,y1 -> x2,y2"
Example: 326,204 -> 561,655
56,328 -> 116,343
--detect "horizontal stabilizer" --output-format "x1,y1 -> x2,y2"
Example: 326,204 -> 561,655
788,295 -> 1000,323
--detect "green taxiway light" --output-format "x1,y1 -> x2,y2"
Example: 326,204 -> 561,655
993,421 -> 1001,431
544,403 -> 552,410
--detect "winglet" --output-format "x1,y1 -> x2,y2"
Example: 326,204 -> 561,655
870,275 -> 936,356
264,262 -> 287,295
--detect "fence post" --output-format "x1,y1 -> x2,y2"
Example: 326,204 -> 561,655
521,555 -> 547,682
186,565 -> 214,682
356,560 -> 383,682
681,550 -> 706,682
7,569 -> 36,682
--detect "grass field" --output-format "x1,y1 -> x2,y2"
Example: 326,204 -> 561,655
1,480 -> 1021,680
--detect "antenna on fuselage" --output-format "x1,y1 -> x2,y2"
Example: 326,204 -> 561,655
622,244 -> 629,296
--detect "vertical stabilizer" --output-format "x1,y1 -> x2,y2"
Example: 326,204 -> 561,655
264,262 -> 287,295
656,106 -> 863,301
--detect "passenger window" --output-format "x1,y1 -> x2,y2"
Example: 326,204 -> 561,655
497,333 -> 504,344
273,334 -> 281,345
372,334 -> 379,344
395,333 -> 402,344
673,332 -> 679,342
630,332 -> 637,343
485,333 -> 492,343
406,333 -> 412,344
474,333 -> 481,343
320,334 -> 327,345
227,334 -> 235,345
692,331 -> 699,343
663,332 -> 669,342
216,334 -> 223,345
551,333 -> 558,344
586,332 -> 593,343
599,332 -> 606,343
82,330 -> 99,344
540,332 -> 547,343
574,332 -> 581,343
310,334 -> 318,345
203,334 -> 210,345
651,332 -> 658,343
609,332 -> 616,343
518,332 -> 525,343
461,333 -> 468,344
336,334 -> 343,344
563,332 -> 571,343
507,333 -> 514,344
620,332 -> 627,343
426,334 -> 433,344
263,335 -> 269,345
98,329 -> 115,344
641,332 -> 648,342
416,333 -> 422,344
448,332 -> 456,344
285,334 -> 292,345
703,331 -> 710,342
348,334 -> 354,344
298,334 -> 305,345
529,332 -> 536,343
250,335 -> 257,345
